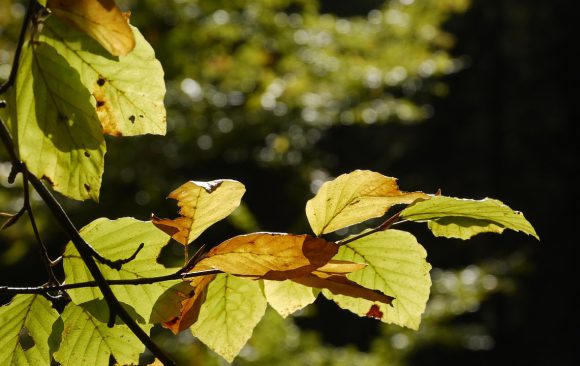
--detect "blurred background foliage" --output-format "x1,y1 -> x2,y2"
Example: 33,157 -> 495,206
1,0 -> 577,365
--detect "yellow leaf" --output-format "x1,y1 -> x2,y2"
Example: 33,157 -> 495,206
162,274 -> 216,334
47,0 -> 135,56
195,232 -> 341,280
152,180 -> 245,245
306,170 -> 429,235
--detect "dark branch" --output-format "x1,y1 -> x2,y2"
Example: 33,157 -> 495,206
94,242 -> 145,270
0,268 -> 222,295
177,243 -> 207,275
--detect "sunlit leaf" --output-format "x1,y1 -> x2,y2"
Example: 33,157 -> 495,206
152,180 -> 245,245
40,16 -> 166,137
161,274 -> 216,334
400,196 -> 539,240
47,0 -> 135,56
63,217 -> 178,322
263,280 -> 318,318
54,301 -> 147,366
191,274 -> 267,362
194,232 -> 340,279
9,38 -> 105,201
0,295 -> 59,366
325,230 -> 431,329
306,170 -> 428,235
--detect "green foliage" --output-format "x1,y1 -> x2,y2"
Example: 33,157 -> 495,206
400,196 -> 539,239
0,1 -> 539,365
0,294 -> 59,365
191,274 -> 267,362
54,301 -> 147,366
63,218 -> 177,322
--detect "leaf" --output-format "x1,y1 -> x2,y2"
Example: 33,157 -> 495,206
41,16 -> 166,137
161,274 -> 216,334
194,232 -> 340,279
191,274 -> 267,362
152,180 -> 246,245
306,170 -> 428,235
400,196 -> 539,240
0,295 -> 59,366
293,272 -> 394,305
47,0 -> 135,56
10,38 -> 105,201
263,280 -> 318,318
324,230 -> 431,330
63,217 -> 178,322
53,301 -> 146,366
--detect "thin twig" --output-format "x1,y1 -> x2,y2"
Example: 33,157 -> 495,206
0,268 -> 222,295
338,211 -> 403,246
177,243 -> 207,275
0,0 -> 35,95
22,173 -> 60,285
0,206 -> 26,231
93,242 -> 145,270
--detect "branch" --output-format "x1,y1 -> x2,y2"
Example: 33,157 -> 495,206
0,268 -> 222,295
338,211 -> 403,246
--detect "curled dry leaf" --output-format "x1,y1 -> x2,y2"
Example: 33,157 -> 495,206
47,0 -> 135,56
292,271 -> 394,305
306,170 -> 429,235
194,232 -> 363,280
162,274 -> 216,334
152,180 -> 245,245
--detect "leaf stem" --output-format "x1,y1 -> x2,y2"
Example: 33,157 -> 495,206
338,211 -> 402,246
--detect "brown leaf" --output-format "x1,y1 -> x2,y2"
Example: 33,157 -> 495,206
162,274 -> 216,334
195,233 -> 342,280
291,272 -> 394,305
47,0 -> 135,56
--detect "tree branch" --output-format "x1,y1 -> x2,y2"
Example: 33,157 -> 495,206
0,268 -> 222,295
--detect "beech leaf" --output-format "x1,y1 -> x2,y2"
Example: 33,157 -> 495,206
63,218 -> 178,322
325,230 -> 431,329
306,170 -> 428,235
54,301 -> 147,366
153,180 -> 245,245
263,280 -> 318,318
161,274 -> 216,334
400,196 -> 539,240
0,295 -> 59,366
47,0 -> 136,56
194,232 -> 341,279
191,274 -> 267,362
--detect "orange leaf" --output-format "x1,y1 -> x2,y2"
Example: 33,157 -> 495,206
162,274 -> 216,334
195,232 -> 342,280
47,0 -> 135,56
291,272 -> 394,306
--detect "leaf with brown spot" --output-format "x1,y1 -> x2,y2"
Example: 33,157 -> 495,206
366,304 -> 383,320
161,274 -> 216,334
152,180 -> 245,245
306,170 -> 429,235
47,0 -> 135,56
194,233 -> 344,280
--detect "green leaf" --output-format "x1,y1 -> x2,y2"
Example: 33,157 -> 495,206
63,217 -> 178,322
191,274 -> 267,362
306,170 -> 428,235
263,280 -> 318,318
325,230 -> 431,330
400,196 -> 539,240
152,180 -> 246,245
11,38 -> 105,201
41,16 -> 166,137
53,301 -> 146,366
0,294 -> 59,366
